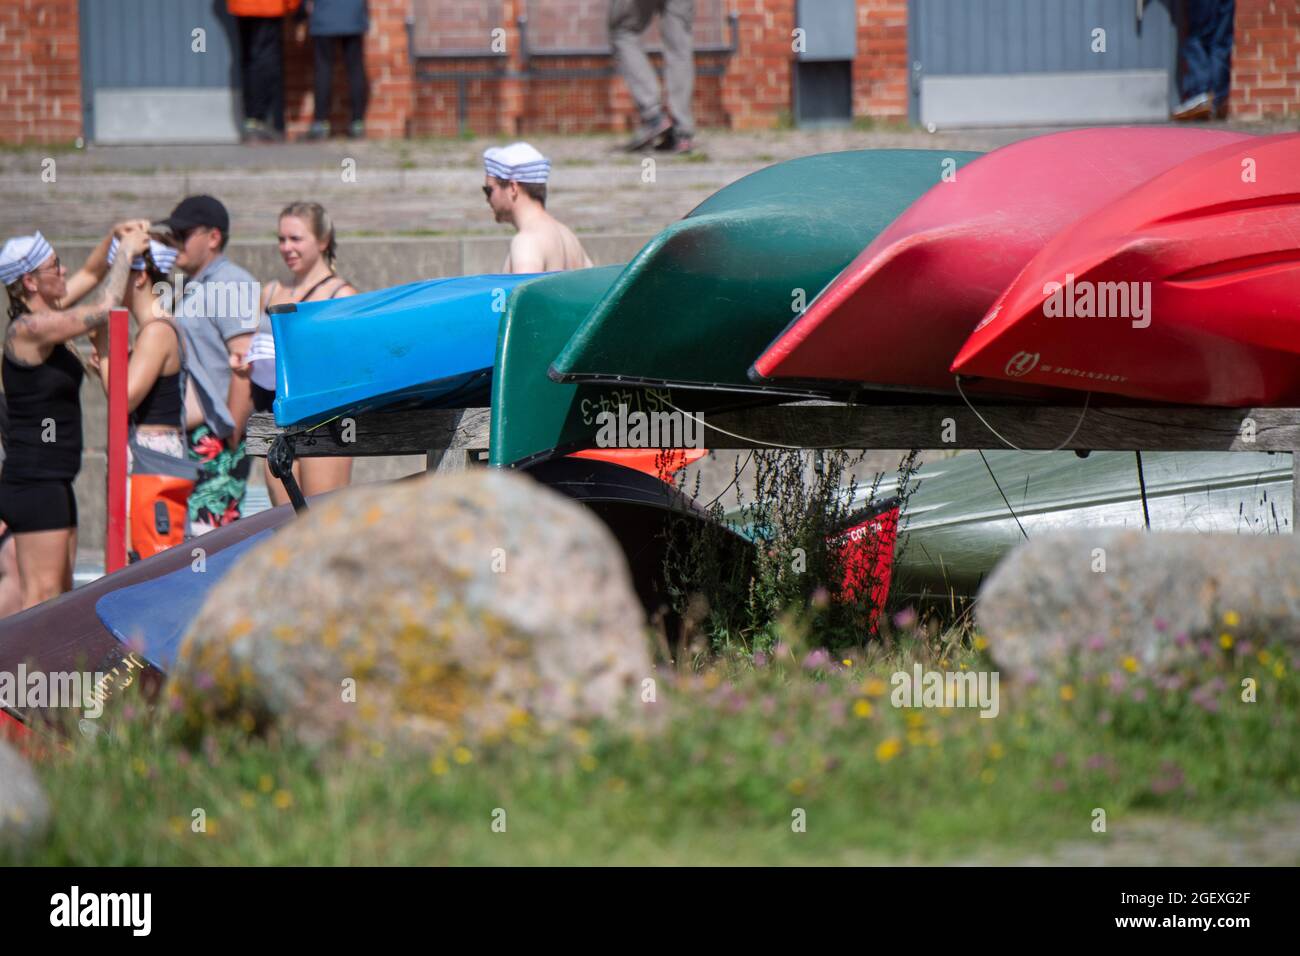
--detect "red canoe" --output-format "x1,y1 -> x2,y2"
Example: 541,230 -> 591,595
750,127 -> 1249,396
951,133 -> 1300,407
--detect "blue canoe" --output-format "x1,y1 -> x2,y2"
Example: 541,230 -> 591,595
271,273 -> 545,427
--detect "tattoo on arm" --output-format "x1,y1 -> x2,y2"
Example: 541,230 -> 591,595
79,252 -> 133,332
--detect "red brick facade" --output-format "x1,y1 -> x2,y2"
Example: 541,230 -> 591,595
0,0 -> 82,145
1,1 -> 1298,144
1231,0 -> 1300,120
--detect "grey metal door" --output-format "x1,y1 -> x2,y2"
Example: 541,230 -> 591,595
80,0 -> 242,144
909,0 -> 1179,128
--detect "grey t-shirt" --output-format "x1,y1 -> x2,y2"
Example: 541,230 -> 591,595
176,254 -> 260,438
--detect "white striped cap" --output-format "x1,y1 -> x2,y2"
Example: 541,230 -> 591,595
483,142 -> 551,184
108,237 -> 178,275
0,231 -> 54,286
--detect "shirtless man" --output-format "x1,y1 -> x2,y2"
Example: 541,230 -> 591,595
483,142 -> 594,274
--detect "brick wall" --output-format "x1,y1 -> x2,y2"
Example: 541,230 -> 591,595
0,0 -> 82,145
1230,0 -> 1300,120
3,1 -> 1298,144
855,0 -> 909,119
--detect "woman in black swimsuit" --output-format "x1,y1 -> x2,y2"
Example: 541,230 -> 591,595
244,201 -> 358,506
0,225 -> 149,608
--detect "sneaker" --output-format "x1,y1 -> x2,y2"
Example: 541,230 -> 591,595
669,135 -> 694,155
623,115 -> 673,152
306,120 -> 331,140
1214,97 -> 1229,120
241,118 -> 268,142
1171,92 -> 1212,121
348,120 -> 366,139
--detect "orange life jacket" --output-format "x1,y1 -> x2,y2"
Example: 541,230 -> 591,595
226,0 -> 302,16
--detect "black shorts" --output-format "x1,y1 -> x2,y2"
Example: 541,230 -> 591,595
251,381 -> 276,414
0,478 -> 78,533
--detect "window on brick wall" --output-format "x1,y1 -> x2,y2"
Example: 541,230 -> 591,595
411,0 -> 506,54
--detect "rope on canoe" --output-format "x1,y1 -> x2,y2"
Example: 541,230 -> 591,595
977,450 -> 1029,541
658,397 -> 806,449
954,376 -> 1092,455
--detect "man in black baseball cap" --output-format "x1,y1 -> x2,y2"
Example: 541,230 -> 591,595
154,195 -> 231,246
159,195 -> 260,534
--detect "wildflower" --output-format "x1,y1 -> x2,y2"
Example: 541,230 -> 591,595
1059,685 -> 1075,702
239,792 -> 255,809
1121,656 -> 1139,673
1272,661 -> 1286,680
973,635 -> 989,652
579,754 -> 598,772
1219,633 -> 1234,650
803,649 -> 831,671
1153,617 -> 1169,632
788,778 -> 806,795
875,738 -> 902,763
980,769 -> 996,785
905,712 -> 925,728
258,774 -> 274,794
430,757 -> 449,776
453,746 -> 473,765
988,743 -> 1005,760
1130,686 -> 1147,703
1174,632 -> 1190,649
860,677 -> 888,697
842,659 -> 853,668
1085,635 -> 1106,653
959,662 -> 969,671
272,790 -> 293,810
853,699 -> 873,719
1223,610 -> 1240,628
893,608 -> 918,630
753,650 -> 768,668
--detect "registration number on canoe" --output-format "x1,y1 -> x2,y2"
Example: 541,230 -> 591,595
580,387 -> 675,426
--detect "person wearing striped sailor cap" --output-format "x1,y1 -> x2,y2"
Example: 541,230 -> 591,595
84,234 -> 196,559
0,221 -> 149,608
482,142 -> 593,274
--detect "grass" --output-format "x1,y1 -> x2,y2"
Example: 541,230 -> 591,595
7,620 -> 1298,866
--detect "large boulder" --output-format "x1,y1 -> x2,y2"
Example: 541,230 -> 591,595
0,740 -> 50,848
169,469 -> 654,748
976,530 -> 1300,678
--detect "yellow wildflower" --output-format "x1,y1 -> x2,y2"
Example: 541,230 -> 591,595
579,754 -> 598,772
842,659 -> 853,668
861,677 -> 888,698
1258,650 -> 1273,665
905,712 -> 925,728
1060,685 -> 1075,702
988,743 -> 1005,760
973,636 -> 989,652
272,790 -> 293,810
875,738 -> 902,763
788,778 -> 806,795
453,746 -> 473,765
1223,610 -> 1240,628
430,757 -> 450,776
1121,657 -> 1138,674
258,774 -> 274,794
1219,633 -> 1234,650
853,699 -> 873,719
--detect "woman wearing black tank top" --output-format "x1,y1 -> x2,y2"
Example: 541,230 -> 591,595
0,224 -> 149,609
241,201 -> 357,507
85,239 -> 189,559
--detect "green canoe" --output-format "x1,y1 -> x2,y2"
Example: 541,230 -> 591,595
549,149 -> 981,393
490,266 -> 776,467
892,450 -> 1294,601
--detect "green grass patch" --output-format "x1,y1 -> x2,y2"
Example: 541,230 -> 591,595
8,628 -> 1297,866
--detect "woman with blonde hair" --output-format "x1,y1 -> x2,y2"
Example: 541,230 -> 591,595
245,201 -> 357,504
